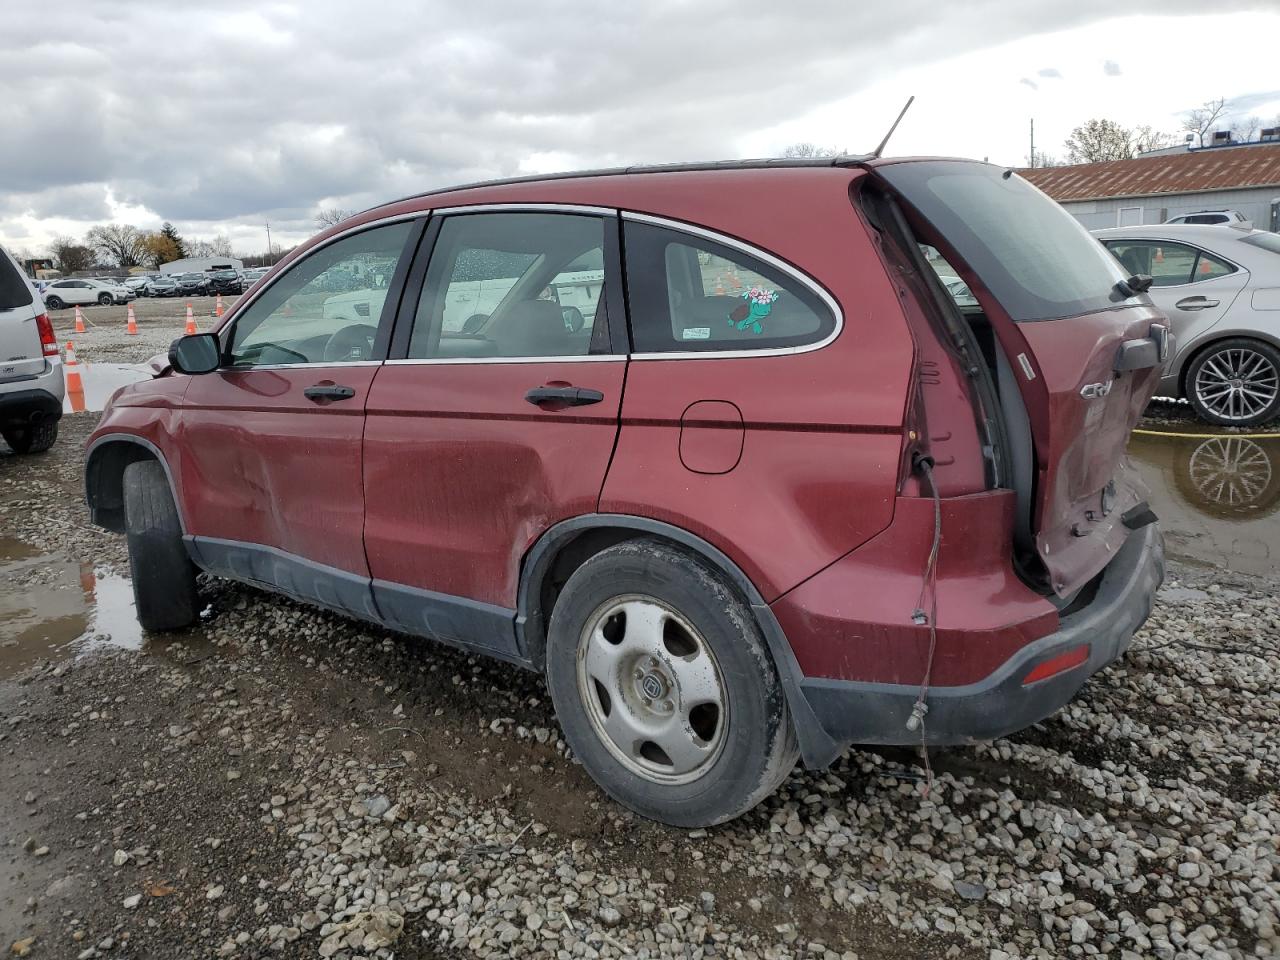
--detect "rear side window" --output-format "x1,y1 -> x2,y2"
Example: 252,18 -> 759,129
0,254 -> 33,310
623,220 -> 835,353
878,160 -> 1133,321
1102,240 -> 1237,286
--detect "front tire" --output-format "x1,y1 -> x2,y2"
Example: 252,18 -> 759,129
45,295 -> 64,310
1186,338 -> 1280,427
97,293 -> 112,305
2,422 -> 57,454
545,539 -> 797,827
122,460 -> 200,631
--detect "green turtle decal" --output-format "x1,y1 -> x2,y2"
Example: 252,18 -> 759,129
728,286 -> 778,334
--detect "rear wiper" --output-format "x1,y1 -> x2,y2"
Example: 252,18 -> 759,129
1110,273 -> 1153,302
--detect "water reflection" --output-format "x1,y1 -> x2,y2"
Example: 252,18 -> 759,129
1128,432 -> 1280,579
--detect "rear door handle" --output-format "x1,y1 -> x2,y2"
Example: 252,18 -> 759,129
1175,296 -> 1220,311
304,384 -> 356,402
525,386 -> 605,407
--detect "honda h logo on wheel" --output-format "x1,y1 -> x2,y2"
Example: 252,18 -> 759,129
1080,379 -> 1113,400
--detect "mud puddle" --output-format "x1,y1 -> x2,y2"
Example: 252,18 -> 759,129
63,361 -> 152,413
0,536 -> 199,678
1128,430 -> 1280,579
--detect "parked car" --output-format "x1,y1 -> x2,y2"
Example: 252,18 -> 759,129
86,158 -> 1165,826
1094,224 -> 1280,426
1164,210 -> 1249,226
0,244 -> 63,453
43,277 -> 133,309
206,269 -> 243,295
175,273 -> 210,296
241,267 -> 269,287
125,275 -> 159,295
148,276 -> 180,298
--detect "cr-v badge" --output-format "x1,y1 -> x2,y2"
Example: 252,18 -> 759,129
1080,380 -> 1114,400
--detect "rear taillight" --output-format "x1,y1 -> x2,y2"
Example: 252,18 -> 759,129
35,313 -> 58,357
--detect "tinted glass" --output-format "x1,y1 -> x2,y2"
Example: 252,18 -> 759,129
878,161 -> 1134,321
1104,241 -> 1197,286
408,213 -> 607,360
227,221 -> 411,367
1194,250 -> 1236,281
624,221 -> 834,352
0,254 -> 33,310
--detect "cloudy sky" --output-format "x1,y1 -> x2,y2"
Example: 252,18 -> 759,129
3,0 -> 1279,258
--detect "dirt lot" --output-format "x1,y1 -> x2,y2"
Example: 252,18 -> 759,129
0,318 -> 1277,959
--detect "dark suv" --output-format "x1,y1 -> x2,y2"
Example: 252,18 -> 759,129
206,269 -> 243,295
85,159 -> 1166,826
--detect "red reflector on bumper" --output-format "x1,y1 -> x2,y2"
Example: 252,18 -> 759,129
1022,644 -> 1090,685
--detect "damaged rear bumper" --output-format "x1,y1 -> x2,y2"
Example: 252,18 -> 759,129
798,523 -> 1164,747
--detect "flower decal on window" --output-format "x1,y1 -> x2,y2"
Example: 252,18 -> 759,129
727,287 -> 778,334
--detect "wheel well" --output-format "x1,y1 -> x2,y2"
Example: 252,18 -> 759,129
521,525 -> 761,672
1179,333 -> 1280,399
85,440 -> 157,532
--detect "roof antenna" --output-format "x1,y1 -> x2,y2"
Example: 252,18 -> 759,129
872,96 -> 915,159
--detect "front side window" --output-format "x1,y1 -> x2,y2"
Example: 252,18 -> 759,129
623,221 -> 835,353
408,213 -> 608,360
227,221 -> 412,367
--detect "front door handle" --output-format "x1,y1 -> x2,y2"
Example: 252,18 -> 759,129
304,384 -> 356,402
525,386 -> 605,407
1175,296 -> 1220,311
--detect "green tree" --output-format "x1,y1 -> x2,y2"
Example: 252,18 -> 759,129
159,222 -> 187,259
140,231 -> 182,269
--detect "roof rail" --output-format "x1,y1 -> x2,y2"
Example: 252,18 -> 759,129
360,155 -> 874,217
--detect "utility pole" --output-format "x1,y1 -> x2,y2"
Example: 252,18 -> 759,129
265,222 -> 273,264
1030,118 -> 1035,168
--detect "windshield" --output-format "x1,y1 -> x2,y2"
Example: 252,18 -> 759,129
877,160 -> 1135,321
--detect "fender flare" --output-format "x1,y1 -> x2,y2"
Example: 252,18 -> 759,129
84,433 -> 187,534
517,514 -> 841,769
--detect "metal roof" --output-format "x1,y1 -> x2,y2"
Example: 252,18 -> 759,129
1020,143 -> 1280,203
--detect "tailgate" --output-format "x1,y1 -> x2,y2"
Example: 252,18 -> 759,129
873,158 -> 1167,596
0,254 -> 44,382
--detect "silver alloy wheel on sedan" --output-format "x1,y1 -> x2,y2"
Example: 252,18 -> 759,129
1193,346 -> 1280,423
576,595 -> 727,784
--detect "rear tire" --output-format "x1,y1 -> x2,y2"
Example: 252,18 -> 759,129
544,539 -> 797,827
122,460 -> 200,631
1185,338 -> 1280,427
2,422 -> 58,454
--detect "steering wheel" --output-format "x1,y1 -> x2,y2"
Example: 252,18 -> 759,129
322,323 -> 378,362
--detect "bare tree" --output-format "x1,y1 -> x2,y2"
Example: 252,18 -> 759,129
1024,150 -> 1065,168
1182,97 -> 1229,148
781,143 -> 845,159
1064,120 -> 1137,163
50,236 -> 95,274
85,224 -> 145,269
1131,125 -> 1175,154
315,208 -> 353,228
208,234 -> 235,257
1230,115 -> 1259,143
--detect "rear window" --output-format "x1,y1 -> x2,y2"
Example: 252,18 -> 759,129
0,254 -> 34,310
878,160 -> 1134,321
1241,233 -> 1280,255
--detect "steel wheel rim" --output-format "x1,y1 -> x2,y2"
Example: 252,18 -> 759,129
1188,436 -> 1272,506
575,595 -> 728,785
1194,348 -> 1279,422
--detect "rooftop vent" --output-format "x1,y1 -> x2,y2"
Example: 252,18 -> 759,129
1212,130 -> 1233,145
1261,127 -> 1280,143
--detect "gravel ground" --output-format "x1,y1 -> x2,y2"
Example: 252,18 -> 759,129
45,294 -> 241,364
0,366 -> 1277,958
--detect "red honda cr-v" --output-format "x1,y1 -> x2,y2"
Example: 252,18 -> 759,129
85,158 -> 1166,827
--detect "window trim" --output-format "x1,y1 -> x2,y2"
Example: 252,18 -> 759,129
1101,237 -> 1244,289
386,204 -> 627,366
620,212 -> 843,361
217,214 -> 425,370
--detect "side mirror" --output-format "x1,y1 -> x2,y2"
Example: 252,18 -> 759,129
168,333 -> 221,374
561,306 -> 585,333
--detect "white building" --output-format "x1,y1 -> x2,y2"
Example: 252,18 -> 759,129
1021,140 -> 1280,232
160,255 -> 244,275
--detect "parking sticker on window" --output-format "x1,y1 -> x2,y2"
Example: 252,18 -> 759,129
682,327 -> 711,340
728,287 -> 777,334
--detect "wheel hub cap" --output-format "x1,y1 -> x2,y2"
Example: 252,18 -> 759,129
576,596 -> 728,785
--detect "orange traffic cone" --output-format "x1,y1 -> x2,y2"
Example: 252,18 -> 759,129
126,304 -> 138,336
714,275 -> 726,295
185,303 -> 197,335
215,293 -> 224,317
64,340 -> 85,407
74,306 -> 86,334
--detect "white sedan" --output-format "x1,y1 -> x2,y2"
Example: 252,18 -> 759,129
42,278 -> 134,309
1094,225 -> 1280,427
